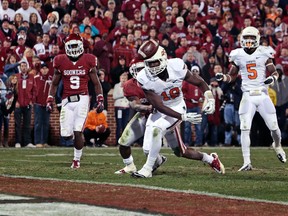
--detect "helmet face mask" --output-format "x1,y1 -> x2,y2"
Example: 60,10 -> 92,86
240,26 -> 260,49
129,60 -> 145,79
65,34 -> 84,58
144,46 -> 167,76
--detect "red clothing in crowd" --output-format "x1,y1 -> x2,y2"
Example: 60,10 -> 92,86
112,43 -> 135,68
182,81 -> 203,109
16,73 -> 34,107
276,56 -> 288,76
90,17 -> 112,35
121,0 -> 143,20
33,73 -> 53,106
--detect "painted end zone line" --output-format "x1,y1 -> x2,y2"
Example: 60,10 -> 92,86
2,174 -> 288,206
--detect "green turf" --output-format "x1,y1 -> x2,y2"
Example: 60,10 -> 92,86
0,147 -> 287,202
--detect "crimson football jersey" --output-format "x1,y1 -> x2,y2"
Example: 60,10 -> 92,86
53,53 -> 97,99
123,78 -> 148,105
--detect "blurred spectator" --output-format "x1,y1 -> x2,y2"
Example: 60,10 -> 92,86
58,13 -> 71,33
184,51 -> 197,70
213,45 -> 229,74
175,36 -> 188,58
182,65 -> 203,146
83,104 -> 111,147
171,16 -> 187,38
113,72 -> 130,146
110,55 -> 129,87
107,17 -> 128,45
221,77 -> 242,146
275,46 -> 288,75
14,60 -> 35,148
121,0 -> 142,21
28,12 -> 43,38
98,69 -> 111,111
33,63 -> 52,148
13,34 -> 28,61
12,13 -> 24,29
57,24 -> 70,50
0,0 -> 15,21
0,18 -> 16,43
160,35 -> 176,58
92,34 -> 113,82
42,11 -> 59,34
275,34 -> 288,58
90,7 -> 112,35
4,54 -> 19,79
201,54 -> 216,85
15,0 -> 42,25
79,16 -> 99,37
111,33 -> 134,68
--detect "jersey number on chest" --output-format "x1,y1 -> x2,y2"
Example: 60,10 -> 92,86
246,63 -> 257,79
70,76 -> 80,89
161,87 -> 180,101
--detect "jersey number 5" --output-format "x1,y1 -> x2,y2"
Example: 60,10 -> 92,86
161,87 -> 180,101
246,63 -> 257,79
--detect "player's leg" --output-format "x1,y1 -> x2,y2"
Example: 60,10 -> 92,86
115,112 -> 146,174
238,93 -> 256,171
258,96 -> 286,163
70,95 -> 90,168
166,126 -> 225,174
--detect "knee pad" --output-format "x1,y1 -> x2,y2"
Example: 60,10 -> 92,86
225,124 -> 232,132
172,147 -> 181,157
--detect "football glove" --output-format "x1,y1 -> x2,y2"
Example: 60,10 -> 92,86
264,76 -> 276,86
181,112 -> 202,124
95,94 -> 104,113
202,90 -> 215,114
46,95 -> 54,113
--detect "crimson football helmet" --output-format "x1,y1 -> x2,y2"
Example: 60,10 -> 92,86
129,58 -> 145,79
138,39 -> 168,76
64,33 -> 84,58
240,26 -> 260,49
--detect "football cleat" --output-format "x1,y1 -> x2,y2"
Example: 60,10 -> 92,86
238,163 -> 253,171
71,160 -> 80,169
152,155 -> 167,173
114,163 -> 137,174
210,153 -> 225,174
272,142 -> 287,163
131,167 -> 152,178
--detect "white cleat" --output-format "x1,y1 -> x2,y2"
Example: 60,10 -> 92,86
238,163 -> 253,171
272,142 -> 287,163
131,167 -> 152,178
114,163 -> 137,174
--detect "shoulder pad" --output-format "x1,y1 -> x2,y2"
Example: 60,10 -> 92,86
259,45 -> 275,59
168,58 -> 186,71
229,49 -> 241,63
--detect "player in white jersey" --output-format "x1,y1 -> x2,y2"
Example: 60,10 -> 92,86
216,26 -> 287,171
131,39 -> 225,178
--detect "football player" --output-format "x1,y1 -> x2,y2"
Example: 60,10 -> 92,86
216,26 -> 287,171
114,57 -> 167,175
132,39 -> 225,178
46,33 -> 104,169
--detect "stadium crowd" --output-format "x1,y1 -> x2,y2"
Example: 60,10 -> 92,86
0,0 -> 288,148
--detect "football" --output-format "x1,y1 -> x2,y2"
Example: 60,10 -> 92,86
138,39 -> 159,59
97,124 -> 106,133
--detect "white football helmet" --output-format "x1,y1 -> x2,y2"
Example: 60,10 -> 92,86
144,46 -> 168,76
129,58 -> 145,79
64,33 -> 84,58
240,26 -> 260,49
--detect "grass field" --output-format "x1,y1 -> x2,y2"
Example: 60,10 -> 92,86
0,146 -> 287,203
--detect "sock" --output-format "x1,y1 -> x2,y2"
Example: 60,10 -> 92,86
271,128 -> 281,147
73,148 -> 82,161
241,130 -> 251,165
201,152 -> 213,164
123,155 -> 134,166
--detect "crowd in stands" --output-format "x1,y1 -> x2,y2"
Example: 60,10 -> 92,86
0,0 -> 288,147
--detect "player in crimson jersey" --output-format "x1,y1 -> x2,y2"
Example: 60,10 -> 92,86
114,57 -> 167,175
46,33 -> 104,169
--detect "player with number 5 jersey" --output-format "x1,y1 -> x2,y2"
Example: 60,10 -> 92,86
46,33 -> 103,169
216,26 -> 287,171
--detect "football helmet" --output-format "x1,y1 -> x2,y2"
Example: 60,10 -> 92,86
64,33 -> 84,58
240,26 -> 260,49
138,39 -> 168,76
129,58 -> 145,79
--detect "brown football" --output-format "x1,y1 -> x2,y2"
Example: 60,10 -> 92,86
98,125 -> 106,133
138,39 -> 159,59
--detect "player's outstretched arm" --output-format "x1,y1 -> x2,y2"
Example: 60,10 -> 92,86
215,62 -> 239,83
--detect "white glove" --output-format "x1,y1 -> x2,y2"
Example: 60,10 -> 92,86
202,90 -> 215,114
264,76 -> 276,86
181,112 -> 202,124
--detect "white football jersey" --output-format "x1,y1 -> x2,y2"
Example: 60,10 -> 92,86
136,58 -> 187,107
229,45 -> 275,92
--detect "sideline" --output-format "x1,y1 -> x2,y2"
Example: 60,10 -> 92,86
2,174 -> 288,206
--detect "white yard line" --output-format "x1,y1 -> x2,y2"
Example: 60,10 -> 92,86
2,174 -> 288,206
